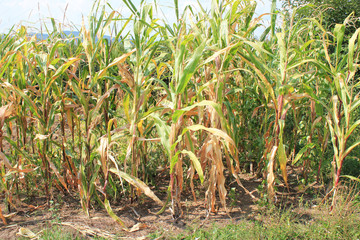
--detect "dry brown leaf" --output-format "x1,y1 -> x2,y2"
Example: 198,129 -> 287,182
3,212 -> 16,219
118,64 -> 135,88
0,206 -> 7,225
0,103 -> 13,127
34,134 -> 50,140
267,146 -> 278,201
136,137 -> 161,142
0,152 -> 37,173
59,222 -> 116,239
16,227 -> 41,239
110,168 -> 163,206
98,137 -> 108,177
48,161 -> 68,191
126,223 -> 148,233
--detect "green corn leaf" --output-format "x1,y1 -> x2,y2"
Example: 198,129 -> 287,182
203,43 -> 240,65
350,99 -> 360,113
326,116 -> 340,167
181,150 -> 204,184
334,24 -> 345,64
5,83 -> 43,124
140,106 -> 164,120
237,52 -> 276,104
170,151 -> 180,174
270,0 -> 277,39
345,119 -> 360,140
341,175 -> 360,183
46,58 -> 81,94
278,139 -> 288,188
278,120 -> 288,188
302,83 -> 328,110
104,199 -> 128,229
176,41 -> 206,94
348,28 -> 360,73
276,32 -> 287,84
88,164 -> 101,200
69,80 -> 89,114
97,49 -> 136,79
343,140 -> 360,160
174,0 -> 179,22
123,93 -> 131,122
49,40 -> 64,60
292,143 -> 316,165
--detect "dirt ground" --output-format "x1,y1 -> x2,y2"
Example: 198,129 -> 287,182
0,173 -> 270,240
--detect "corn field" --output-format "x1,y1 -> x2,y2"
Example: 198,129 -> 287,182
1,0 -> 360,227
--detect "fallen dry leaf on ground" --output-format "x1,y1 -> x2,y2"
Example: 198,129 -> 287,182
16,227 -> 42,239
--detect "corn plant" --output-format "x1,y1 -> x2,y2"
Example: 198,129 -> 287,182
302,18 -> 360,205
1,0 -> 360,228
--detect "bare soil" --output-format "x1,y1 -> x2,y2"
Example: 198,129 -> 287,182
0,173 -> 270,240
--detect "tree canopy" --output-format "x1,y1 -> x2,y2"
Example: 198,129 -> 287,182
282,0 -> 360,31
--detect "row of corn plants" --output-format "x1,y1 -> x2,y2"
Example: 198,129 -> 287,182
1,0 -> 360,226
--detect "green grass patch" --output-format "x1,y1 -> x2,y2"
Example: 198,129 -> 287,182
150,203 -> 360,240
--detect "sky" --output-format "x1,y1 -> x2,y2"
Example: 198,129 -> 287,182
0,0 -> 274,34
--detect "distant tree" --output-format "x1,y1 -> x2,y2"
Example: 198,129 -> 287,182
282,0 -> 360,32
